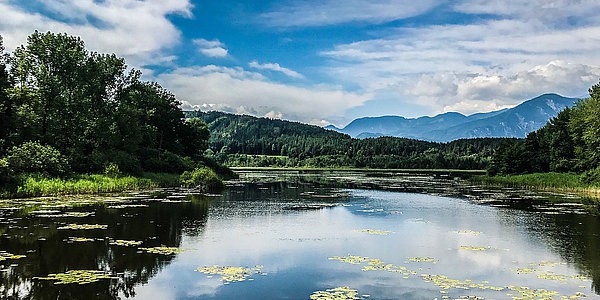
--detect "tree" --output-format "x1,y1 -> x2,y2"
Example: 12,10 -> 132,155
0,36 -> 13,153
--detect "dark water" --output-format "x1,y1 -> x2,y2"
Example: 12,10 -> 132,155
1,171 -> 600,299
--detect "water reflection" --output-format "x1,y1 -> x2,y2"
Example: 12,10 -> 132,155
0,172 -> 598,299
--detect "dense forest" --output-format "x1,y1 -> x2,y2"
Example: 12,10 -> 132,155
490,82 -> 600,182
0,32 -> 217,189
187,111 -> 508,170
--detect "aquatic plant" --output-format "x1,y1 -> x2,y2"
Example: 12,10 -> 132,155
458,246 -> 489,251
110,240 -> 143,247
35,270 -> 114,285
57,224 -> 108,230
196,265 -> 264,282
67,237 -> 95,243
0,251 -> 26,261
354,229 -> 394,235
139,246 -> 185,255
408,257 -> 438,263
309,286 -> 362,300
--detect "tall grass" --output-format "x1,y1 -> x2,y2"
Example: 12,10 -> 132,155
13,173 -> 181,198
471,172 -> 600,197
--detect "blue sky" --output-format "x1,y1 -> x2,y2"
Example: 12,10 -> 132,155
1,0 -> 600,126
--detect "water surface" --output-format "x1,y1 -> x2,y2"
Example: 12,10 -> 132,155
0,171 -> 599,299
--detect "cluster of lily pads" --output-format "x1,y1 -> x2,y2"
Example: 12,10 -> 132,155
309,286 -> 364,300
196,265 -> 264,283
455,230 -> 482,235
354,229 -> 394,235
67,237 -> 96,243
0,251 -> 26,261
35,270 -> 115,285
57,224 -> 108,230
110,240 -> 143,247
458,246 -> 490,251
329,256 -> 415,278
139,247 -> 186,255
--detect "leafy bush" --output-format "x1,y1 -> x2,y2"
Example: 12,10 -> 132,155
141,149 -> 194,173
6,142 -> 70,177
103,163 -> 123,178
581,167 -> 600,186
0,157 -> 15,187
180,167 -> 224,191
89,150 -> 143,175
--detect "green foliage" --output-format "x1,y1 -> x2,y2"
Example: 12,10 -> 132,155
0,31 -> 215,178
490,81 -> 600,176
180,167 -> 224,191
6,141 -> 69,177
103,163 -> 122,178
191,111 -> 504,170
581,167 -> 600,185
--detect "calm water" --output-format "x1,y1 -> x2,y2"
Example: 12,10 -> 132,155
1,171 -> 599,299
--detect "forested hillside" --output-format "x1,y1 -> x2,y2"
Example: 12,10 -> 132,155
187,111 -> 507,170
490,81 -> 600,182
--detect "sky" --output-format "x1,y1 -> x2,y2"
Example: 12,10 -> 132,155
1,0 -> 600,127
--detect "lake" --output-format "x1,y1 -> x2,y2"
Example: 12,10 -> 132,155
1,171 -> 599,299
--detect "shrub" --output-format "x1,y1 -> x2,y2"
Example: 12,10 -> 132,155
581,167 -> 600,186
103,162 -> 123,178
6,142 -> 70,177
180,167 -> 224,191
89,150 -> 143,175
141,149 -> 193,173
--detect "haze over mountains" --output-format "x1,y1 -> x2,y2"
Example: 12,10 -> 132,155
326,94 -> 579,142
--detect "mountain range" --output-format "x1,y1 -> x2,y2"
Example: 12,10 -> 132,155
326,94 -> 579,142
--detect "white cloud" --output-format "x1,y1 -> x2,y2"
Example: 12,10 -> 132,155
0,0 -> 192,67
259,0 -> 440,27
322,13 -> 600,115
156,65 -> 370,124
248,61 -> 304,79
193,39 -> 229,58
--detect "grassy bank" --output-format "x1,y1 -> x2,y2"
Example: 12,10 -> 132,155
471,172 -> 600,197
6,173 -> 181,198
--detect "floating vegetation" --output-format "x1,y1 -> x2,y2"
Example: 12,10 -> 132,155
67,237 -> 95,243
107,204 -> 149,209
35,212 -> 95,218
408,257 -> 438,263
354,229 -> 394,235
455,230 -> 482,235
35,270 -> 114,285
513,267 -> 536,274
309,286 -> 361,300
329,256 -> 415,277
139,246 -> 185,255
458,246 -> 489,251
196,265 -> 264,282
57,224 -> 108,230
421,274 -> 504,292
506,285 -> 559,299
110,240 -> 143,247
0,251 -> 26,261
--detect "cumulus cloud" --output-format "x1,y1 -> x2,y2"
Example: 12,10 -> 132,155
322,8 -> 600,115
259,0 -> 440,27
157,65 -> 370,124
193,39 -> 229,58
0,0 -> 192,67
248,61 -> 304,79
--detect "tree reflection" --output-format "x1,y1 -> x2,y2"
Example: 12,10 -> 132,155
0,193 -> 211,299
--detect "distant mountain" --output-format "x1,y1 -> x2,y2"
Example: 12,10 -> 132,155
329,94 -> 579,142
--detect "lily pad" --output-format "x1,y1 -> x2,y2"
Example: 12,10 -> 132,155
310,286 -> 362,300
196,265 -> 263,282
35,270 -> 114,285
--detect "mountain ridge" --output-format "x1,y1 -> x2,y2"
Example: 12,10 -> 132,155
328,93 -> 579,142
